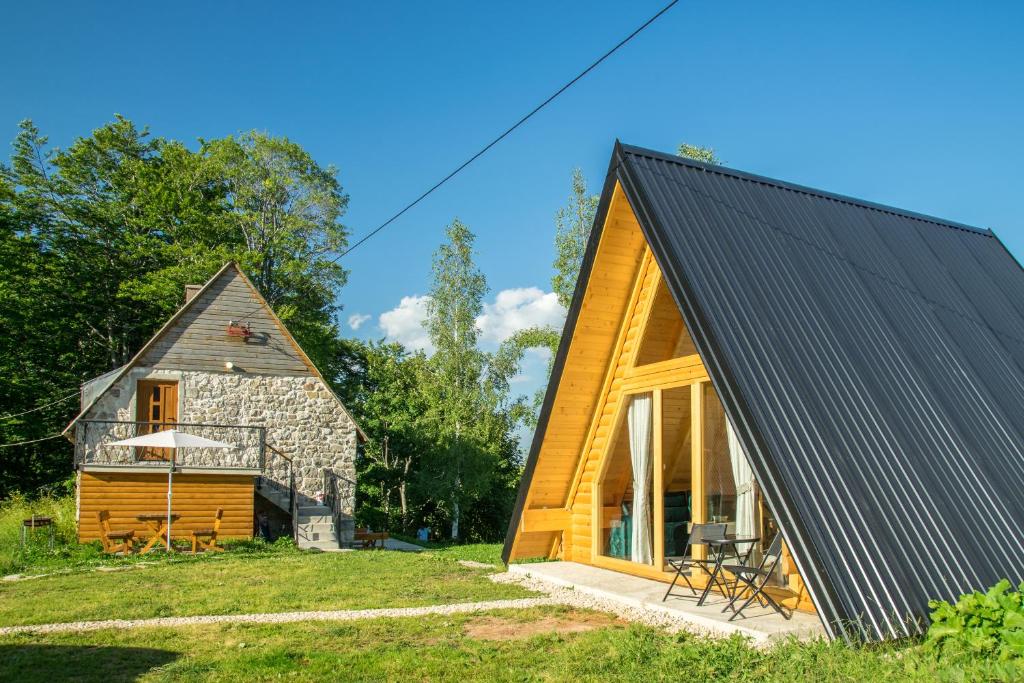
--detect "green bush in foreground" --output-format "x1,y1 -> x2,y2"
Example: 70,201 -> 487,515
927,579 -> 1024,664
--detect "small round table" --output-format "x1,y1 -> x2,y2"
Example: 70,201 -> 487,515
697,535 -> 761,606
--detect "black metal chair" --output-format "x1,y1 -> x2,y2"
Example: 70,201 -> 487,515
720,532 -> 792,621
663,523 -> 727,601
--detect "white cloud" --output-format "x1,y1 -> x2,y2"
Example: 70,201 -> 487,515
377,287 -> 566,357
475,287 -> 566,345
347,313 -> 371,330
379,295 -> 433,353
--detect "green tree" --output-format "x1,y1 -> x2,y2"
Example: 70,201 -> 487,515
423,219 -> 524,540
500,168 -> 599,423
335,339 -> 433,532
677,142 -> 722,164
551,168 -> 600,309
201,132 -> 351,375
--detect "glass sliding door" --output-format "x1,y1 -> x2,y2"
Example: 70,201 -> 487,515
659,385 -> 692,566
598,392 -> 654,565
702,383 -> 783,574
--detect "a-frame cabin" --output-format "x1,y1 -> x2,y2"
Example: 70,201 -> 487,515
505,143 -> 1024,641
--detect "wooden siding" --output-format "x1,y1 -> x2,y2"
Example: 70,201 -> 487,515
78,472 -> 254,542
508,186 -> 816,613
138,268 -> 311,376
507,183 -> 648,561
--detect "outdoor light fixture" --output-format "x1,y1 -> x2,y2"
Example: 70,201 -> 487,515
225,361 -> 234,371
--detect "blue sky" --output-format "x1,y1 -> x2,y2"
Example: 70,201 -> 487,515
2,1 -> 1022,401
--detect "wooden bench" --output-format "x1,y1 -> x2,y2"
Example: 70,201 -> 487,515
354,529 -> 389,549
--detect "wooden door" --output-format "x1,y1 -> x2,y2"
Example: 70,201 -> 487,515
136,380 -> 178,461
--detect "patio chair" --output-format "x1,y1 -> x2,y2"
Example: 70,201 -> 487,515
720,532 -> 791,621
190,508 -> 225,553
662,522 -> 727,601
97,510 -> 135,555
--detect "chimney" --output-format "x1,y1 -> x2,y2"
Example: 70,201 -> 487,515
184,285 -> 202,305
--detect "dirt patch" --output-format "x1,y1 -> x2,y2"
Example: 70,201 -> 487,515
464,612 -> 619,641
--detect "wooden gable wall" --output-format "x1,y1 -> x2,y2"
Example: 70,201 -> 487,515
508,183 -> 647,560
139,267 -> 311,376
508,187 -> 816,612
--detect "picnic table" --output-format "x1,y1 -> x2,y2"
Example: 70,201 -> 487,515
136,513 -> 181,554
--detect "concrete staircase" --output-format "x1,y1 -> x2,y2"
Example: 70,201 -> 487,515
257,482 -> 292,512
295,505 -> 340,550
257,475 -> 343,550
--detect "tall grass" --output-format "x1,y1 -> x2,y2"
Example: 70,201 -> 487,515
0,485 -> 84,575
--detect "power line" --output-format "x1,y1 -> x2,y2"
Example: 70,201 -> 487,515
0,433 -> 64,449
0,392 -> 79,423
329,0 -> 680,262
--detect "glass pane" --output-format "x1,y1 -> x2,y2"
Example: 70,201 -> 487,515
635,280 -> 697,366
703,385 -> 736,531
758,493 -> 788,586
599,393 -> 654,565
661,386 -> 692,564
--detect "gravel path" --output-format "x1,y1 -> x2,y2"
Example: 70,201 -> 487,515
0,597 -> 558,636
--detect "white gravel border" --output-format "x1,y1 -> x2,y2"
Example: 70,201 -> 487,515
0,597 -> 558,636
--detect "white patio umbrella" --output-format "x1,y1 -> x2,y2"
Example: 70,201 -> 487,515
108,430 -> 234,551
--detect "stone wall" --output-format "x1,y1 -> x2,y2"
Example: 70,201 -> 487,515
78,367 -> 358,539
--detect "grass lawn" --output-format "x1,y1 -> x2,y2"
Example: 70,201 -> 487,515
0,544 -> 528,626
0,605 -> 1008,682
0,536 -> 1015,681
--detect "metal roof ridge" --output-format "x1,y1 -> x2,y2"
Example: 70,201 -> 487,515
617,143 -> 994,238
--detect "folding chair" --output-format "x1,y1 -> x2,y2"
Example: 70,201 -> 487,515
663,523 -> 727,601
720,533 -> 791,621
190,508 -> 225,553
97,510 -> 135,555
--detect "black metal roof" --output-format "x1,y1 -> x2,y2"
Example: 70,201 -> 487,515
505,141 -> 1024,641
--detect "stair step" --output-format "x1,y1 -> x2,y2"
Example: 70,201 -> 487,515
297,505 -> 331,515
297,521 -> 335,535
296,531 -> 338,546
296,516 -> 331,528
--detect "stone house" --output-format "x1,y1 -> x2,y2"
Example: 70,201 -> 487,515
64,262 -> 365,549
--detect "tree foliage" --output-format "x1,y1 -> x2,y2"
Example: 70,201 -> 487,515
677,142 -> 722,165
422,219 -> 523,540
499,168 -> 598,424
0,117 -> 349,496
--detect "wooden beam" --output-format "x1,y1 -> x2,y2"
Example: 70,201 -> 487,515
652,388 -> 664,570
691,381 -> 705,561
521,508 -> 571,533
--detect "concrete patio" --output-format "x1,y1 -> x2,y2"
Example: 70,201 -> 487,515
506,561 -> 825,644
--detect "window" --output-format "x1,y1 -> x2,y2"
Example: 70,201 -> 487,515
598,393 -> 654,565
634,280 -> 697,366
660,385 -> 692,565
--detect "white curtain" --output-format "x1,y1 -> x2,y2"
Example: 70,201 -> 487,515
727,418 -> 757,556
628,393 -> 653,565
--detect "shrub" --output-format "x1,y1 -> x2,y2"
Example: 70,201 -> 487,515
926,579 -> 1024,661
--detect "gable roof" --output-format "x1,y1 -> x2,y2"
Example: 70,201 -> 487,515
505,142 -> 1024,641
65,262 -> 366,441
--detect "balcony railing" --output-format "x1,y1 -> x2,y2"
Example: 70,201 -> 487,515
74,420 -> 266,471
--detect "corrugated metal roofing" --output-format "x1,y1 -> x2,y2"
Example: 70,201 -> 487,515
614,143 -> 1024,640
